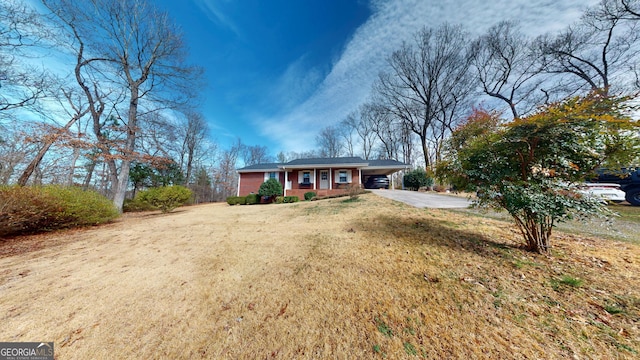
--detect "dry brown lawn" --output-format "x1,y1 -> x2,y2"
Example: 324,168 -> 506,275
1,193 -> 639,359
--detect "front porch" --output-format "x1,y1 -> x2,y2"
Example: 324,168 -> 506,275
282,168 -> 361,197
285,184 -> 356,199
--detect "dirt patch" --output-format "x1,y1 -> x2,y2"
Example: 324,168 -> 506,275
1,195 -> 639,359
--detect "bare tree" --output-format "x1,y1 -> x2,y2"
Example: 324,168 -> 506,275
342,107 -> 378,160
316,126 -> 343,158
275,150 -> 318,162
241,144 -> 272,166
535,1 -> 640,95
0,122 -> 37,184
373,24 -> 472,169
595,0 -> 640,89
43,0 -> 201,211
0,0 -> 49,113
213,140 -> 242,200
338,115 -> 356,157
599,0 -> 640,20
179,111 -> 208,184
17,81 -> 90,185
470,21 -> 546,119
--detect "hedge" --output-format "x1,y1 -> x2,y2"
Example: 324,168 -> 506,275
0,185 -> 119,237
226,196 -> 246,205
283,196 -> 299,203
135,186 -> 193,213
245,193 -> 260,205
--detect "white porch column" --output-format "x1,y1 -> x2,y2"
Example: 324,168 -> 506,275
329,168 -> 332,190
358,169 -> 362,186
391,173 -> 395,190
237,174 -> 241,196
284,168 -> 288,196
313,168 -> 316,190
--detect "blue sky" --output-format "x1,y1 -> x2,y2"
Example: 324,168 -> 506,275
154,0 -> 598,155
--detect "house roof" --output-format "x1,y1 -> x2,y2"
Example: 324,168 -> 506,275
237,157 -> 411,172
236,163 -> 282,172
283,157 -> 369,168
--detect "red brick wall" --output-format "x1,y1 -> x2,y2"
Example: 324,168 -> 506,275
283,168 -> 361,197
238,172 -> 286,196
238,173 -> 264,196
240,169 -> 363,197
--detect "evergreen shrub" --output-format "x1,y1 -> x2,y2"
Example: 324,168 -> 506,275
0,185 -> 119,237
136,186 -> 192,213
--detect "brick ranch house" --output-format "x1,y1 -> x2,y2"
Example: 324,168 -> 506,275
237,156 -> 411,198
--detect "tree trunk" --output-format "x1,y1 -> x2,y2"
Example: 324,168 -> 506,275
83,159 -> 96,190
66,146 -> 81,186
513,212 -> 552,253
17,141 -> 54,186
17,112 -> 84,185
111,85 -> 141,212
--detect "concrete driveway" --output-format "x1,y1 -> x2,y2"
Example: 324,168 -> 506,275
370,189 -> 473,209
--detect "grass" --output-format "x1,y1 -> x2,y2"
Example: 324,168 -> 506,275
451,202 -> 640,244
0,194 -> 639,358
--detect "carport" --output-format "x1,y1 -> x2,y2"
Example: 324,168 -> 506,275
361,159 -> 412,189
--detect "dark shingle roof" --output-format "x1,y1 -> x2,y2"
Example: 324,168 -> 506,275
367,159 -> 411,167
237,163 -> 283,172
284,157 -> 367,166
237,157 -> 410,172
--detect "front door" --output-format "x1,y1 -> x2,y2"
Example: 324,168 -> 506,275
320,170 -> 329,189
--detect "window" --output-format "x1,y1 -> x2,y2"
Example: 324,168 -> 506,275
338,170 -> 348,183
321,172 -> 328,181
264,171 -> 278,181
302,172 -> 311,183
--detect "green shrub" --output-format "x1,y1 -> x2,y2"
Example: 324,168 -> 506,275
0,185 -> 119,237
245,193 -> 260,205
123,198 -> 156,212
226,196 -> 248,205
226,196 -> 238,205
403,168 -> 434,191
275,196 -> 284,204
304,191 -> 316,201
136,185 -> 192,213
42,186 -> 120,226
258,178 -> 283,202
283,196 -> 299,203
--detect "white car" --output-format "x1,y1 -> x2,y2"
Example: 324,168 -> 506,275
578,183 -> 626,203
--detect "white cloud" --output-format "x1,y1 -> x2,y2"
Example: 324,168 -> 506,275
193,0 -> 241,37
267,55 -> 325,112
255,0 -> 599,153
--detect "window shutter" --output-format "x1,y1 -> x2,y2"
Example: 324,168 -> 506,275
264,172 -> 269,182
298,171 -> 303,183
347,170 -> 352,183
334,170 -> 339,182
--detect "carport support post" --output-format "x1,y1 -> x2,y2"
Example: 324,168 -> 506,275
359,169 -> 362,186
